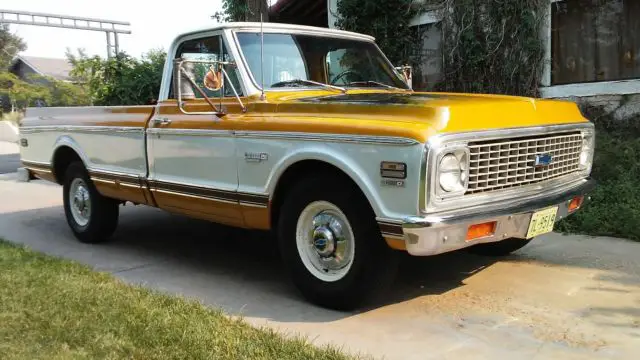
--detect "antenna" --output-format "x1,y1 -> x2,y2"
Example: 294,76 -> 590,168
260,12 -> 265,101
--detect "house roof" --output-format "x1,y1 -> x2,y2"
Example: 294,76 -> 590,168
11,55 -> 73,81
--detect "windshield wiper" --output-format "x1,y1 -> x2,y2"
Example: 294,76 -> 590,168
346,80 -> 409,91
271,79 -> 346,93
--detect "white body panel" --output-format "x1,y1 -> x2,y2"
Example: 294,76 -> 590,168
236,136 -> 424,219
147,128 -> 238,193
19,107 -> 150,178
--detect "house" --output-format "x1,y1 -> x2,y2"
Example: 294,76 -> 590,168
8,55 -> 73,83
270,0 -> 640,119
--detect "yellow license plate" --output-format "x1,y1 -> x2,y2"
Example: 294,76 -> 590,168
526,207 -> 558,239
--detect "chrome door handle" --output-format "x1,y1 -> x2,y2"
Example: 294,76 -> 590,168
152,117 -> 171,126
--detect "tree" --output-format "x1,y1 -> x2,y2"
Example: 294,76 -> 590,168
0,24 -> 26,69
0,72 -> 50,111
67,49 -> 167,106
213,0 -> 269,22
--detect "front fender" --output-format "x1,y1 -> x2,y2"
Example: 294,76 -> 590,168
262,141 -> 425,220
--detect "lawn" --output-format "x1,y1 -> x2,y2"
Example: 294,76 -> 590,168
0,239 -> 356,360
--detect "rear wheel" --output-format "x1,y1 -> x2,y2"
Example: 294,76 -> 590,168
278,175 -> 398,311
63,162 -> 119,243
466,238 -> 532,256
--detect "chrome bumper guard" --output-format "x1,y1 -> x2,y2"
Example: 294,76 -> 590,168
402,178 -> 596,256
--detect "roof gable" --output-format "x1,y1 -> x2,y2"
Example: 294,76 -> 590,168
11,55 -> 73,81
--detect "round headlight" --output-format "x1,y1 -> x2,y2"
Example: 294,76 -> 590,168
439,153 -> 466,192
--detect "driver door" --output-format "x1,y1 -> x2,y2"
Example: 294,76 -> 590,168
147,33 -> 245,227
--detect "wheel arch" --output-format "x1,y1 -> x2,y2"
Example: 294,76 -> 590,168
51,136 -> 89,184
268,151 -> 384,231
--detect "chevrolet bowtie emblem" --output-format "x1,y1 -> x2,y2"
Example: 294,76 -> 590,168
534,153 -> 553,167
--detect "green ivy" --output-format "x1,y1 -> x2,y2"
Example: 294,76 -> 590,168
335,0 -> 422,67
336,0 -> 546,96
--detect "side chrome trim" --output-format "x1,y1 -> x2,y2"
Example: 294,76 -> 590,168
89,169 -> 142,186
20,126 -> 144,134
235,131 -> 420,146
149,179 -> 269,207
22,160 -> 52,167
239,201 -> 269,209
153,188 -> 238,205
146,128 -> 233,137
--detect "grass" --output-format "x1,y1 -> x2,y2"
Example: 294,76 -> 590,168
557,108 -> 640,241
0,239 -> 356,360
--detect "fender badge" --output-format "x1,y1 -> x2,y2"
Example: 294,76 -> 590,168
245,152 -> 268,162
381,179 -> 405,187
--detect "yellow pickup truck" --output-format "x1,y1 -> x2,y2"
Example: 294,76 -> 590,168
19,22 -> 595,310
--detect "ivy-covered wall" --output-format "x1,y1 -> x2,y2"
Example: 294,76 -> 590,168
336,0 -> 547,97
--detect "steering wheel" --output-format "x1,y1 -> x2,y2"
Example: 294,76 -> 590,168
330,70 -> 365,85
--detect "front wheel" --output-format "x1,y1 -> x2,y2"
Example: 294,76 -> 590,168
466,238 -> 532,257
63,162 -> 119,243
278,175 -> 398,311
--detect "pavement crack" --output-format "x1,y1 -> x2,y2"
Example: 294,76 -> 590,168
110,262 -> 158,274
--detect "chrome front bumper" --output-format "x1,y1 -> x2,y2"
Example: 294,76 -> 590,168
401,178 -> 596,256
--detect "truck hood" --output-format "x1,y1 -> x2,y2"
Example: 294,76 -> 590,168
271,91 -> 588,143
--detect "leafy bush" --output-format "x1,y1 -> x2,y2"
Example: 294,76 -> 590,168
67,49 -> 166,106
556,106 -> 640,241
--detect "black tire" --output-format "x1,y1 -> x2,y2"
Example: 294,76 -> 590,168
466,238 -> 532,257
63,162 -> 119,243
277,174 -> 398,311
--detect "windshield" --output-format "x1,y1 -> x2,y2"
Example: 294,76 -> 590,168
235,32 -> 410,90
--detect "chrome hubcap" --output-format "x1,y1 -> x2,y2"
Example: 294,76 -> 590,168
69,178 -> 91,227
296,201 -> 355,282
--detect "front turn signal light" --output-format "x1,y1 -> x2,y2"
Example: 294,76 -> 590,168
466,221 -> 497,241
568,196 -> 584,212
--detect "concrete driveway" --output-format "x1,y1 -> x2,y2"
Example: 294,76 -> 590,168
0,141 -> 20,174
0,145 -> 638,359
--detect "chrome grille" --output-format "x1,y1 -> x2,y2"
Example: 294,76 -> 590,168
466,132 -> 583,194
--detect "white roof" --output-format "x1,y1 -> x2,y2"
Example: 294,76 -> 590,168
173,22 -> 375,42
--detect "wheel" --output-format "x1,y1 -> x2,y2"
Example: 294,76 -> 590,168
277,175 -> 398,311
466,238 -> 532,257
63,162 -> 119,243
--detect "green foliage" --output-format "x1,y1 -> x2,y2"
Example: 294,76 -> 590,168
335,0 -> 422,66
336,0 -> 546,96
0,71 -> 90,112
556,106 -> 640,241
67,49 -> 166,106
436,0 -> 547,97
0,72 -> 50,110
213,0 -> 268,22
214,0 -> 250,22
0,24 -> 26,70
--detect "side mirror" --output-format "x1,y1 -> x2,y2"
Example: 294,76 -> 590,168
395,65 -> 413,89
204,68 -> 223,91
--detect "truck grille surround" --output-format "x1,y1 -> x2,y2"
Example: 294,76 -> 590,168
466,131 -> 583,195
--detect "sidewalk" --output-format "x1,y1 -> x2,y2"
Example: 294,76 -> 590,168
0,141 -> 20,175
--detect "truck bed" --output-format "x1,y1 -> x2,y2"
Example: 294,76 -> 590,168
19,105 -> 155,181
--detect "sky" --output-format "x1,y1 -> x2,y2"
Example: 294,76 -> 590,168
4,0 -> 226,59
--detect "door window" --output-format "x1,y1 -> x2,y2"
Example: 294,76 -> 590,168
171,34 -> 244,98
